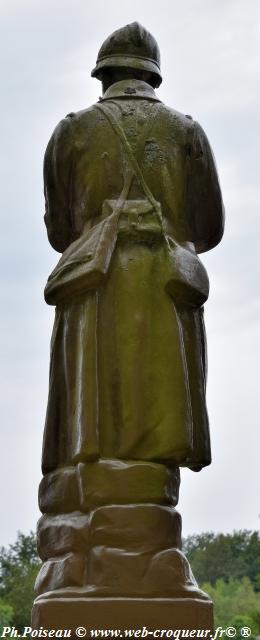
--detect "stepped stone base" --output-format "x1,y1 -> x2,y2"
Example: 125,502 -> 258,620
32,596 -> 214,634
33,462 -> 213,634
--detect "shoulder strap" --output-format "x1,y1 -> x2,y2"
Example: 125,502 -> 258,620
96,101 -> 161,214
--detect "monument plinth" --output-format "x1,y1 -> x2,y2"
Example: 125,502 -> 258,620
32,21 -> 224,631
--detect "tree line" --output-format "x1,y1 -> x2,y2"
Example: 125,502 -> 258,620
183,531 -> 260,634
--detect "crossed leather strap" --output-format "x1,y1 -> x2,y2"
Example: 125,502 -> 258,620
96,101 -> 162,222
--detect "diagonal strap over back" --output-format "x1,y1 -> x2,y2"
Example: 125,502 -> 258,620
96,101 -> 162,216
96,101 -> 209,309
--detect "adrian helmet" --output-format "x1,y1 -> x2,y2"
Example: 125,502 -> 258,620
91,22 -> 162,87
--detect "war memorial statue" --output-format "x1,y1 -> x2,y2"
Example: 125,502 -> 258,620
32,22 -> 224,630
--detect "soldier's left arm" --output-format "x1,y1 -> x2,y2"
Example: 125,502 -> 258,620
187,121 -> 225,254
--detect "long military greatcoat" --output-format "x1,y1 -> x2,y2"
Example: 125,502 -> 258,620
42,79 -> 224,475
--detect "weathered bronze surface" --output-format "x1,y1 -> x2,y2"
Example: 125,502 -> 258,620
32,22 -> 224,630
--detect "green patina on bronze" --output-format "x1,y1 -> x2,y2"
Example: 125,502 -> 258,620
91,22 -> 162,86
32,22 -> 224,629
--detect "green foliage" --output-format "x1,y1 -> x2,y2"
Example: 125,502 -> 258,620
0,531 -> 41,630
201,578 -> 260,635
0,598 -> 13,627
184,531 -> 260,634
230,614 -> 257,635
183,530 -> 260,590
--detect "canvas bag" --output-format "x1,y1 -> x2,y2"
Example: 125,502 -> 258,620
44,174 -> 132,305
45,100 -> 208,307
44,103 -> 161,306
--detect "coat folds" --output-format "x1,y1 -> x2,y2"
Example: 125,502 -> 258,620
42,79 -> 224,474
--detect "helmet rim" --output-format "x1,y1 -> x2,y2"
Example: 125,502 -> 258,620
91,53 -> 162,87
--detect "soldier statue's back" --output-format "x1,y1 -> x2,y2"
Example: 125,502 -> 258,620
32,22 -> 224,630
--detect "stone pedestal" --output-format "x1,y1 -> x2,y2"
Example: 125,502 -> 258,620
32,596 -> 213,633
32,460 -> 213,631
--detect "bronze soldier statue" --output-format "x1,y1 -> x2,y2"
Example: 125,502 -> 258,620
32,22 -> 224,629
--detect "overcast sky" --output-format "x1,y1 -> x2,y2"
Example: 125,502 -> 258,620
0,0 -> 259,548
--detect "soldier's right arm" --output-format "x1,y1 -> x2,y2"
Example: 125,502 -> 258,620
44,115 -> 75,253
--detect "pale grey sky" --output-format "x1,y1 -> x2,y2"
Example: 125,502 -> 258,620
0,0 -> 259,547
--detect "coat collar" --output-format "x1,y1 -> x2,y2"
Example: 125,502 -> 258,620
99,79 -> 161,102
